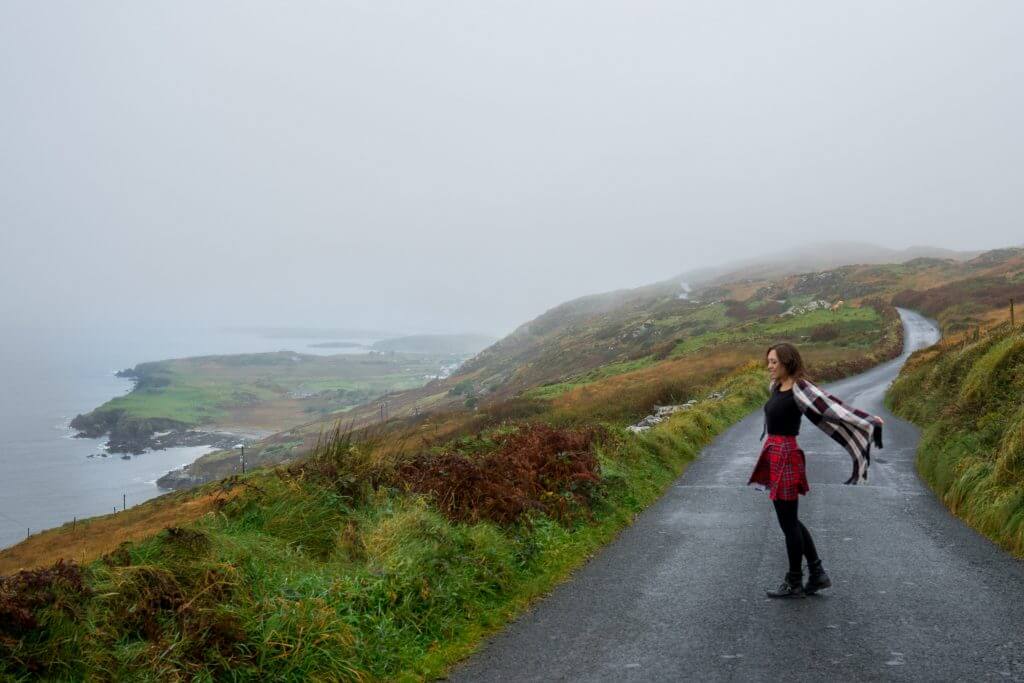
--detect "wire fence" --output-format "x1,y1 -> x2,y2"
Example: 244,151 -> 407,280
4,490 -> 137,543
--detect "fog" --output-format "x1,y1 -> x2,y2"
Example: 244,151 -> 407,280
2,1 -> 1022,338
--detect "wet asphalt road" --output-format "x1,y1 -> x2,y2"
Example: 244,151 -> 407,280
445,308 -> 1024,682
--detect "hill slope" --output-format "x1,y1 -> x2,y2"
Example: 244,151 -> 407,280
162,246 -> 1024,487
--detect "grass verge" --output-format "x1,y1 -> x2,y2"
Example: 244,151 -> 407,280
886,321 -> 1024,557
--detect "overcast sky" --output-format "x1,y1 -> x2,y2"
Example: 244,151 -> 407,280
2,2 -> 1022,337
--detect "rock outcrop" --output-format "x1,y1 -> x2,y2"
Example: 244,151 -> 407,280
156,466 -> 208,490
780,299 -> 832,317
70,409 -> 243,454
627,390 -> 727,433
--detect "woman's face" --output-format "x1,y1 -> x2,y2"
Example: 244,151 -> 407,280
767,349 -> 789,381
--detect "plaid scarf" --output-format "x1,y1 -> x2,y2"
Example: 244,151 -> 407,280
759,377 -> 884,484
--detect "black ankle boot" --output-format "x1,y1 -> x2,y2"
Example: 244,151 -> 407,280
804,559 -> 831,594
766,571 -> 805,598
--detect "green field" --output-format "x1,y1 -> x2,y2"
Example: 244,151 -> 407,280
670,306 -> 879,356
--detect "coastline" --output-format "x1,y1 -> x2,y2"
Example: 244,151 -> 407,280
0,326 -> 405,550
68,350 -> 466,456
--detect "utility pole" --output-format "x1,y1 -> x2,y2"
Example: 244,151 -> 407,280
236,443 -> 246,474
1011,298 -> 1015,328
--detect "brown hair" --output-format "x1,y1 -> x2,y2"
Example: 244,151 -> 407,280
765,342 -> 811,383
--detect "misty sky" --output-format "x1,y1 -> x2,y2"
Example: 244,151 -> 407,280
2,2 -> 1022,338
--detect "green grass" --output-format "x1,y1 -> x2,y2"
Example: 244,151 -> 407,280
97,384 -> 243,423
79,352 -> 458,430
670,306 -> 879,356
887,323 -> 1024,557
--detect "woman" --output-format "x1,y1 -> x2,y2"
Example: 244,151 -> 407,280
748,342 -> 885,599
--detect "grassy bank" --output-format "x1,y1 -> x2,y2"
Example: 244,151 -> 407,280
886,321 -> 1024,557
0,364 -> 769,681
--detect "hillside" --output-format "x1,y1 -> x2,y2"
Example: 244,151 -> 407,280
448,245 -> 1010,400
159,246 -> 1024,488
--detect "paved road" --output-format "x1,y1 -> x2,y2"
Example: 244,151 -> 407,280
446,308 -> 1024,681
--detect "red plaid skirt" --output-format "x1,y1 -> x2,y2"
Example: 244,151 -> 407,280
748,434 -> 809,501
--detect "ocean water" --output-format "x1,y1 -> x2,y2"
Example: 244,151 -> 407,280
0,325 -> 379,550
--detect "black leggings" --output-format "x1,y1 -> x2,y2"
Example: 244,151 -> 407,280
772,498 -> 820,575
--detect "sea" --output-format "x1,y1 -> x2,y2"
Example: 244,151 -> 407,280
0,325 -> 381,550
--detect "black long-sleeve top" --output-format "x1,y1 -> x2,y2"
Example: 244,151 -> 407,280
764,383 -> 802,436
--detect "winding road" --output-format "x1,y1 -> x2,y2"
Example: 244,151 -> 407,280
446,308 -> 1024,681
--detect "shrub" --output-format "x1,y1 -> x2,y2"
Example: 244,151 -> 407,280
283,420 -> 394,505
810,322 -> 840,341
448,379 -> 475,396
480,397 -> 549,424
398,423 -> 604,526
0,559 -> 91,676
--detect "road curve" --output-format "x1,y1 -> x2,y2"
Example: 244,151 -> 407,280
446,308 -> 1024,681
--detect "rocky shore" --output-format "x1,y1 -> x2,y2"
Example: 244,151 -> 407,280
156,464 -> 211,490
69,409 -> 243,455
